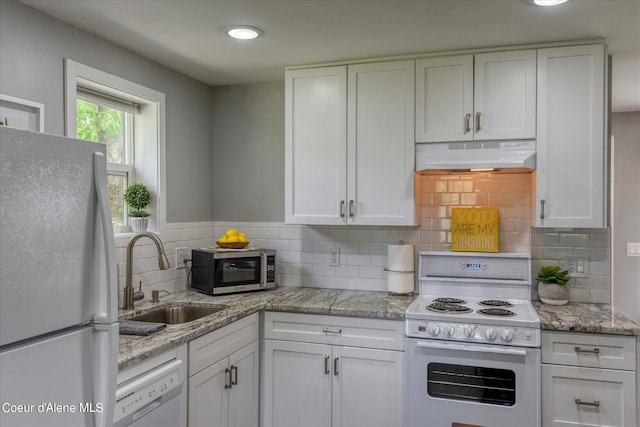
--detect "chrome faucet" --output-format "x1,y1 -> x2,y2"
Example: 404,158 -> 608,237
124,231 -> 171,310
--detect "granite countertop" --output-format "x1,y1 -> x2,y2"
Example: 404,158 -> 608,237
118,287 -> 640,372
533,301 -> 640,336
118,287 -> 415,371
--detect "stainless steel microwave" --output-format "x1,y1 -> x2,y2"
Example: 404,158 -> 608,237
190,248 -> 276,295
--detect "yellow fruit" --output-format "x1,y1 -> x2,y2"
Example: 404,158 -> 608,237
225,229 -> 238,237
227,235 -> 239,242
218,236 -> 228,243
238,235 -> 247,242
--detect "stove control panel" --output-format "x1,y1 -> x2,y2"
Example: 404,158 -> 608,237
406,319 -> 540,347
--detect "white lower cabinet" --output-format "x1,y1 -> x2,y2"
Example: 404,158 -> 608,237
541,331 -> 637,427
262,312 -> 405,427
188,313 -> 259,427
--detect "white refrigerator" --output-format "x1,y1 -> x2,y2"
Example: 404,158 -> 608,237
0,126 -> 118,427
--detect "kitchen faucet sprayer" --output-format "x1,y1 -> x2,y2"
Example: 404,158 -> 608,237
124,231 -> 170,309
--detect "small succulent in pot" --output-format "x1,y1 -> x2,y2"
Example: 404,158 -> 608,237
537,265 -> 570,305
537,265 -> 570,285
124,183 -> 152,218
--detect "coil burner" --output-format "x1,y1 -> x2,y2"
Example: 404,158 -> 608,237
433,297 -> 467,305
478,299 -> 513,307
477,308 -> 516,317
426,303 -> 473,314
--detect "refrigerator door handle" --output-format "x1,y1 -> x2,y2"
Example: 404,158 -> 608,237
93,323 -> 118,427
93,152 -> 117,324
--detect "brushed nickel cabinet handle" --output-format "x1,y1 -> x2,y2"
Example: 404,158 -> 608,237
475,112 -> 482,132
334,356 -> 339,376
224,367 -> 232,389
339,200 -> 345,218
575,399 -> 600,407
348,200 -> 355,218
575,346 -> 600,355
464,113 -> 471,134
323,327 -> 342,334
230,365 -> 238,386
539,199 -> 545,222
324,355 -> 330,374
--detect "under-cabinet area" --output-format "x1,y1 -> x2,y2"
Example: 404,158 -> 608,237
541,331 -> 637,427
262,312 -> 405,427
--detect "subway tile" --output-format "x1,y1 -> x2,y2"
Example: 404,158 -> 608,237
559,233 -> 590,247
347,229 -> 371,242
575,247 -> 607,262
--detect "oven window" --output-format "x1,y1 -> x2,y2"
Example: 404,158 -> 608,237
427,363 -> 516,406
215,258 -> 260,286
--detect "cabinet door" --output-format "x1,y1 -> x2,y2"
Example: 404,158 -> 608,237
416,55 -> 474,142
228,341 -> 259,427
188,357 -> 229,427
285,66 -> 347,225
263,340 -> 332,427
474,50 -> 537,140
332,346 -> 404,427
542,364 -> 637,427
347,60 -> 417,225
535,44 -> 606,228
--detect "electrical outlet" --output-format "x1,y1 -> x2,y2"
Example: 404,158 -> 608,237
175,247 -> 189,270
562,256 -> 589,277
329,249 -> 340,266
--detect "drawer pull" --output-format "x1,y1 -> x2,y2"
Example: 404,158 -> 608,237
324,355 -> 330,374
575,399 -> 600,407
323,327 -> 342,334
575,346 -> 600,355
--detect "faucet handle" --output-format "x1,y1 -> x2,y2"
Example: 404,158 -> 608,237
133,280 -> 145,302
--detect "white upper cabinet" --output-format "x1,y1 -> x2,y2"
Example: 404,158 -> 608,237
534,44 -> 607,228
416,50 -> 536,143
285,60 -> 417,226
285,66 -> 347,225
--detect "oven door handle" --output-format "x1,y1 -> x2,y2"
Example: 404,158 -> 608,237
416,340 -> 528,357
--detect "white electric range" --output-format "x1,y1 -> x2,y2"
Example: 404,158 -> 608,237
405,251 -> 541,427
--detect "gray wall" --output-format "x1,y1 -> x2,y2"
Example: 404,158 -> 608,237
612,112 -> 640,322
211,82 -> 285,221
0,0 -> 213,223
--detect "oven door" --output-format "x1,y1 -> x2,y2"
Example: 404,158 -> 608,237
405,338 -> 540,427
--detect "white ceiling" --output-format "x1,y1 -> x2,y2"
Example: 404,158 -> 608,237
22,0 -> 640,112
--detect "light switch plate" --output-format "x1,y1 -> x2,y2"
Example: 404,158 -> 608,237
562,256 -> 589,277
628,243 -> 640,257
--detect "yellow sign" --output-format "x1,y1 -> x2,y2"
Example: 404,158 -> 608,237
451,207 -> 499,253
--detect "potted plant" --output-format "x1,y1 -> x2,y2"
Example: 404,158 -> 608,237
537,265 -> 570,305
124,183 -> 151,232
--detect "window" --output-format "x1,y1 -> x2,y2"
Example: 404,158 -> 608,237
64,59 -> 166,236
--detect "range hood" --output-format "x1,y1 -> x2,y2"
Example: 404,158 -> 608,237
416,140 -> 536,173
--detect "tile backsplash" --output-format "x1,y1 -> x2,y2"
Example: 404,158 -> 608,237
118,172 -> 610,306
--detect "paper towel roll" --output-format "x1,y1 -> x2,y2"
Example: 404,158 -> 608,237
387,244 -> 414,272
387,271 -> 414,294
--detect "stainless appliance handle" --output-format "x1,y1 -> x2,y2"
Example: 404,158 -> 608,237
416,340 -> 527,357
260,251 -> 267,288
323,327 -> 342,334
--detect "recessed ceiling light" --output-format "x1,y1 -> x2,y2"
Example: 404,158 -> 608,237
225,26 -> 263,40
533,0 -> 568,6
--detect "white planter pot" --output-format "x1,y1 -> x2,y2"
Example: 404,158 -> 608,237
129,217 -> 149,233
538,281 -> 569,305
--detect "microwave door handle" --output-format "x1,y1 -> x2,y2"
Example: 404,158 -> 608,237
260,251 -> 266,287
416,340 -> 527,357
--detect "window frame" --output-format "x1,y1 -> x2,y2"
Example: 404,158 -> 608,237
64,59 -> 166,239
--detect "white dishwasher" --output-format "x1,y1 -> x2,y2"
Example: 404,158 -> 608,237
113,355 -> 184,427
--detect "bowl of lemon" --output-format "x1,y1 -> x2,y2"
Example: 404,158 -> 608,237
216,229 -> 249,249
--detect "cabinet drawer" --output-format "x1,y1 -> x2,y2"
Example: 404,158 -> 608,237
264,312 -> 404,351
188,313 -> 259,376
542,364 -> 637,427
542,331 -> 636,370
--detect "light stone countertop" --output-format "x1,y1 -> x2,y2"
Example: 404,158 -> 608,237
533,301 -> 640,336
118,287 -> 415,371
118,287 -> 640,372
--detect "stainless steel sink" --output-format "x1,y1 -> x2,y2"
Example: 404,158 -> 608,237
130,305 -> 224,324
